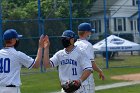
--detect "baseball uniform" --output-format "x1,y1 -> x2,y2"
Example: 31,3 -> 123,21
50,46 -> 93,93
75,39 -> 95,93
0,47 -> 35,93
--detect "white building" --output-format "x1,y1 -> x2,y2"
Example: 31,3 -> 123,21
91,0 -> 140,43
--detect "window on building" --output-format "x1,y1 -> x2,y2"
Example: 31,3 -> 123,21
131,20 -> 138,35
93,21 -> 97,33
130,19 -> 139,34
117,19 -> 123,31
132,0 -> 135,6
131,20 -> 138,31
137,19 -> 140,32
99,20 -> 101,33
130,21 -> 133,31
136,0 -> 139,5
114,18 -> 126,31
93,20 -> 101,33
134,20 -> 137,31
132,0 -> 138,6
123,18 -> 126,31
107,19 -> 109,31
114,18 -> 116,31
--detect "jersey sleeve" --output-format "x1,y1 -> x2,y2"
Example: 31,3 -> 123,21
75,41 -> 95,62
17,51 -> 35,69
79,52 -> 93,71
85,44 -> 95,62
50,52 -> 60,67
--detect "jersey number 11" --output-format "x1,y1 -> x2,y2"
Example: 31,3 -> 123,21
72,68 -> 77,75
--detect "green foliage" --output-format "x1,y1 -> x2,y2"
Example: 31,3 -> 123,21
7,0 -> 30,7
23,1 -> 38,19
8,8 -> 28,19
1,0 -> 94,55
1,0 -> 94,19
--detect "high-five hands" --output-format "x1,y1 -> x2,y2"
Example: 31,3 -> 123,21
43,35 -> 50,48
39,34 -> 45,48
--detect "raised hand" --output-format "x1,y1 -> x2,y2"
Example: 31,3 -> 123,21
43,35 -> 50,48
39,34 -> 44,48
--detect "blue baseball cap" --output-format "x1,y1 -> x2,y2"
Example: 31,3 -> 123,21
61,30 -> 75,38
78,22 -> 95,32
3,29 -> 23,40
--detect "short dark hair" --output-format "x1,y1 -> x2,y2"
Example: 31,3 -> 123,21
3,39 -> 13,47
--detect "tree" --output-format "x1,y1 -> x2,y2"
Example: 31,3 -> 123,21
2,0 -> 94,19
1,0 -> 94,55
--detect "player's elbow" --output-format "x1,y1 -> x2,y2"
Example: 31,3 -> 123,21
43,59 -> 52,68
45,62 -> 51,68
32,64 -> 40,68
87,69 -> 92,74
84,69 -> 92,76
32,61 -> 40,68
46,65 -> 50,68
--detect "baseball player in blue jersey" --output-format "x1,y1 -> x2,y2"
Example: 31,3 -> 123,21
43,30 -> 93,93
0,29 -> 44,93
75,22 -> 105,93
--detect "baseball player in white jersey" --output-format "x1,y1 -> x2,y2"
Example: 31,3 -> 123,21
43,30 -> 93,93
0,29 -> 44,93
75,22 -> 105,93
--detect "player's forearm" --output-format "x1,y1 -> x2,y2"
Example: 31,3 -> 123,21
80,70 -> 92,82
34,47 -> 43,68
43,47 -> 52,68
93,62 -> 105,80
92,62 -> 102,73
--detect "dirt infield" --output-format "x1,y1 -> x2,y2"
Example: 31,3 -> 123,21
111,73 -> 140,81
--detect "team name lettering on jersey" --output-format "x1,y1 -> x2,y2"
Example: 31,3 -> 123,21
61,59 -> 77,66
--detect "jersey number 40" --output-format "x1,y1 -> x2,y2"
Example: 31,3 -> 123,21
0,58 -> 10,73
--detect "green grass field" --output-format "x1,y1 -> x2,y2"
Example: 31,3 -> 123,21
21,55 -> 140,93
96,84 -> 140,93
95,55 -> 140,68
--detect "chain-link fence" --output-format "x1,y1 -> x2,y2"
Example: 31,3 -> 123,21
0,0 -> 140,70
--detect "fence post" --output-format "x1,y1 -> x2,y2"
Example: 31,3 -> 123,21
38,0 -> 42,36
138,0 -> 140,36
138,0 -> 140,55
69,0 -> 72,30
38,0 -> 45,72
0,0 -> 3,49
103,0 -> 109,68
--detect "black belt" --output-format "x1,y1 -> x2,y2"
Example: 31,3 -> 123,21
6,85 -> 16,87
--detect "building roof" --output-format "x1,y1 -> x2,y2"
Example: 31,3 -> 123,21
129,12 -> 139,20
111,9 -> 137,18
91,0 -> 138,18
110,0 -> 138,18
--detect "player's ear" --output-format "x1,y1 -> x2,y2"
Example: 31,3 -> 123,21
11,38 -> 17,45
11,38 -> 16,42
70,38 -> 74,44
